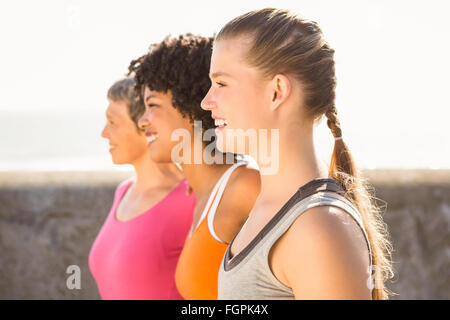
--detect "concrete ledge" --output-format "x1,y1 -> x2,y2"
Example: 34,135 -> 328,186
0,170 -> 449,299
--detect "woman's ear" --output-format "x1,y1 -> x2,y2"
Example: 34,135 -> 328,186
268,74 -> 291,111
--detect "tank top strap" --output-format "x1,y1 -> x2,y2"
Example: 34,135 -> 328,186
187,177 -> 221,238
187,161 -> 248,239
263,191 -> 373,269
206,161 -> 249,243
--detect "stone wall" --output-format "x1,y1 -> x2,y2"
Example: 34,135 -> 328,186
0,170 -> 448,299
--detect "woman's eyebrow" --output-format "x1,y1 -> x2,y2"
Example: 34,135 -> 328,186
145,94 -> 158,102
210,71 -> 233,79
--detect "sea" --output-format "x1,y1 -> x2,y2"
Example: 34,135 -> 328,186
0,109 -> 448,171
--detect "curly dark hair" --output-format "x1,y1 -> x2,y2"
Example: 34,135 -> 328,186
127,33 -> 215,130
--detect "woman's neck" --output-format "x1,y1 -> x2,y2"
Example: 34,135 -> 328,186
257,125 -> 329,205
181,159 -> 231,199
131,153 -> 183,194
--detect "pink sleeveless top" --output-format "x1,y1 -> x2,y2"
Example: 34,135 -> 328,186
89,178 -> 196,300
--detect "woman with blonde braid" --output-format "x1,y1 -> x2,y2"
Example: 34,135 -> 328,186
201,8 -> 394,300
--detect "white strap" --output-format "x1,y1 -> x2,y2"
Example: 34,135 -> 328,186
188,176 -> 222,238
187,161 -> 248,238
207,161 -> 248,244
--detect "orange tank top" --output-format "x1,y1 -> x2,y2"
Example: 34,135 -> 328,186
175,161 -> 248,300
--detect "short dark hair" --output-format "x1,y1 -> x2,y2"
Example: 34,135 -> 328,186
107,77 -> 144,131
128,33 -> 215,130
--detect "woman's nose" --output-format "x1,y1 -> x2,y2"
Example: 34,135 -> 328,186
201,89 -> 215,111
138,112 -> 150,130
101,125 -> 108,139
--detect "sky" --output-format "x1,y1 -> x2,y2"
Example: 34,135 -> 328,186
0,0 -> 449,169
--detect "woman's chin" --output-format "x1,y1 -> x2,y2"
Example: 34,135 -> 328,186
110,151 -> 133,165
215,130 -> 243,155
111,158 -> 128,165
215,134 -> 227,154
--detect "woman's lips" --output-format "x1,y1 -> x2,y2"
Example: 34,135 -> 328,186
145,132 -> 159,146
214,118 -> 228,136
212,113 -> 227,120
213,115 -> 228,138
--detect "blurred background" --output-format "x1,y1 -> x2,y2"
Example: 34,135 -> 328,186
0,0 -> 449,299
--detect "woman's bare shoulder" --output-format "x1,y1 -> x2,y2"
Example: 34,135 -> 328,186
276,205 -> 372,299
214,164 -> 261,233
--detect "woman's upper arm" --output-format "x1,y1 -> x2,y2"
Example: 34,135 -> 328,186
279,205 -> 372,300
220,165 -> 261,221
214,165 -> 261,243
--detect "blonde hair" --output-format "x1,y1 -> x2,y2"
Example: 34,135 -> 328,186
216,8 -> 395,299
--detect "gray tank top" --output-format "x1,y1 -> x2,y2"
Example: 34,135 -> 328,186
218,178 -> 373,300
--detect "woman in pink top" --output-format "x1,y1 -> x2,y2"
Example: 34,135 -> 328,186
89,78 -> 196,299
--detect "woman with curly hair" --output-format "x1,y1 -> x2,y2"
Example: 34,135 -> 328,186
128,34 -> 261,300
202,8 -> 394,300
89,78 -> 196,299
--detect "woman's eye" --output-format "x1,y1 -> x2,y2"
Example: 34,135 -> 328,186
216,82 -> 226,87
